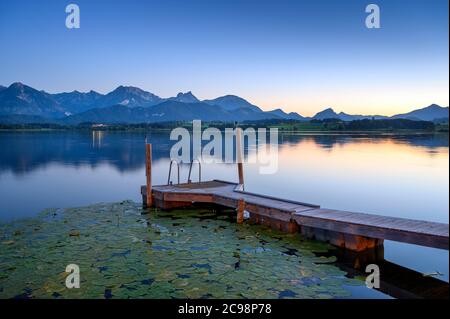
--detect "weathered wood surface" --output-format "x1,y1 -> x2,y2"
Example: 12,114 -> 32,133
237,199 -> 245,224
142,180 -> 449,251
293,209 -> 449,250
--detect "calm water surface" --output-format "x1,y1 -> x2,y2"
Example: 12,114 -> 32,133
0,131 -> 448,287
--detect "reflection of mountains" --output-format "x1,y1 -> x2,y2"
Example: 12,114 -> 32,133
0,132 -> 448,175
0,131 -> 172,175
280,133 -> 449,149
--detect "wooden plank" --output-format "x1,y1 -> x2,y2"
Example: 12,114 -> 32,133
234,190 -> 319,208
213,195 -> 238,208
163,192 -> 214,203
293,210 -> 449,250
245,203 -> 293,222
221,191 -> 311,213
298,209 -> 449,236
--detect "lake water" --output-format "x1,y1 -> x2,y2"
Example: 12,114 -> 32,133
0,131 -> 448,295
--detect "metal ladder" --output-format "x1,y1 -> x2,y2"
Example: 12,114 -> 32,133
167,160 -> 180,185
187,159 -> 201,183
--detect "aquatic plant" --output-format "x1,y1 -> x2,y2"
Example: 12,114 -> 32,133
0,201 -> 363,299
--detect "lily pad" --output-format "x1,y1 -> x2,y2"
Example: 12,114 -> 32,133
0,201 -> 365,299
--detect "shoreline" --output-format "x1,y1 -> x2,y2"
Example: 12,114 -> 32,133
0,128 -> 448,133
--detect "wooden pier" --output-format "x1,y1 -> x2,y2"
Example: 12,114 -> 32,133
141,143 -> 449,253
142,180 -> 448,252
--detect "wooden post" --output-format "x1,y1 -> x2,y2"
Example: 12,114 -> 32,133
237,198 -> 245,224
236,127 -> 244,186
145,143 -> 152,207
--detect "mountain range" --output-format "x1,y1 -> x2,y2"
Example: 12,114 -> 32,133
0,82 -> 448,125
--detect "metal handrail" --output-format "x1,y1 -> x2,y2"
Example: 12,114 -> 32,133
187,159 -> 201,183
167,160 -> 180,185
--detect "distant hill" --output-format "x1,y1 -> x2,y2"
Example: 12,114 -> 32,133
392,104 -> 449,122
53,90 -> 104,114
95,86 -> 163,108
433,117 -> 449,124
267,108 -> 307,121
312,108 -> 388,121
62,101 -> 279,124
0,82 -> 447,125
203,95 -> 262,112
169,92 -> 200,104
337,112 -> 387,121
312,108 -> 340,120
0,83 -> 286,123
0,83 -> 66,118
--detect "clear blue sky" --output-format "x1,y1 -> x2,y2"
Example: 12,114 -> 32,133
0,0 -> 448,116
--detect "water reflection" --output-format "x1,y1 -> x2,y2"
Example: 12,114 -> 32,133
0,130 -> 448,294
280,132 -> 449,150
92,130 -> 104,148
0,131 -> 170,175
331,247 -> 449,299
1,131 -> 448,175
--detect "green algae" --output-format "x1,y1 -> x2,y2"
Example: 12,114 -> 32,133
0,201 -> 364,299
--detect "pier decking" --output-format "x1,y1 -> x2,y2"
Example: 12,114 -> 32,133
141,180 -> 449,252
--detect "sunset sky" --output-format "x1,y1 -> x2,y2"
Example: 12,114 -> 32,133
0,0 -> 448,116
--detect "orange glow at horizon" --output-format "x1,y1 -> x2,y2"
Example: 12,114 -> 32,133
241,84 -> 449,117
